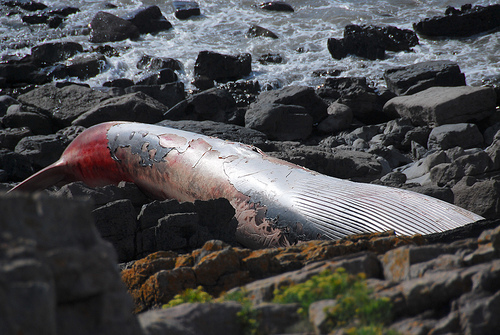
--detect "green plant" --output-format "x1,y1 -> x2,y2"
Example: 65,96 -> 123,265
162,286 -> 213,308
219,289 -> 260,335
272,268 -> 395,333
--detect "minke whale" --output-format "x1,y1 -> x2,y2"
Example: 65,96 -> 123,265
9,121 -> 484,249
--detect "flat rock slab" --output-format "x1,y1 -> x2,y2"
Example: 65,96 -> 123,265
383,86 -> 496,127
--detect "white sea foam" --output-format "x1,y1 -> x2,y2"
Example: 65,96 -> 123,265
1,0 -> 498,89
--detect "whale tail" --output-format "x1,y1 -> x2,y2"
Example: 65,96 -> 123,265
289,175 -> 484,239
8,160 -> 68,193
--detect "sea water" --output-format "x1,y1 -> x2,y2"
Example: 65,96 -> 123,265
1,0 -> 499,90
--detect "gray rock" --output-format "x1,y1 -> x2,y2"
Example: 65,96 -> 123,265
452,178 -> 500,219
245,103 -> 313,140
164,88 -> 237,123
0,149 -> 34,181
72,91 -> 167,127
140,302 -> 243,335
3,104 -> 54,135
31,42 -> 83,65
136,68 -> 177,86
136,55 -> 183,71
126,5 -> 172,35
384,86 -> 497,127
430,162 -> 465,187
317,102 -> 353,133
125,82 -> 185,108
456,291 -> 500,334
14,134 -> 70,169
65,53 -> 107,80
428,123 -> 483,150
17,84 -> 111,128
246,24 -> 278,38
249,85 -> 328,123
156,119 -> 268,147
309,299 -> 337,335
89,11 -> 140,43
384,60 -> 466,95
0,95 -> 19,116
0,127 -> 33,150
254,303 -> 303,334
0,192 -> 142,335
194,51 -> 251,82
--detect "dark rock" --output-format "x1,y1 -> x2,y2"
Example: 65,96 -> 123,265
126,5 -> 172,34
0,149 -> 34,181
136,55 -> 183,71
14,133 -> 70,169
218,80 -> 261,108
173,1 -> 201,20
124,82 -> 186,108
164,88 -> 237,123
156,119 -> 268,147
89,11 -> 140,43
0,128 -> 33,151
3,104 -> 54,135
0,95 -> 19,116
453,179 -> 500,219
136,68 -> 178,85
104,78 -> 135,88
427,123 -> 484,151
249,85 -> 328,123
0,59 -> 44,87
245,103 -> 313,141
31,42 -> 83,66
17,84 -> 111,128
65,53 -> 107,80
246,24 -> 278,39
384,60 -> 466,96
414,4 -> 500,38
22,13 -> 50,24
317,102 -> 353,133
72,91 -> 167,127
49,6 -> 80,17
47,15 -> 64,28
92,44 -> 120,57
194,51 -> 251,82
258,1 -> 294,12
4,1 -> 47,11
384,86 -> 497,127
257,53 -> 283,64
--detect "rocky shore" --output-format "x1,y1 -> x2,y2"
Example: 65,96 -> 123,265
2,1 -> 500,334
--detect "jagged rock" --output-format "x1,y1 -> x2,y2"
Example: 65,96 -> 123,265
194,51 -> 251,82
3,104 -> 54,135
383,86 -> 497,127
258,1 -> 294,12
414,4 -> 500,37
136,68 -> 178,85
65,53 -> 107,79
30,42 -> 83,65
317,102 -> 353,133
384,60 -> 466,96
245,103 -> 313,140
246,24 -> 278,39
17,84 -> 111,128
0,128 -> 33,150
125,82 -> 186,108
136,55 -> 183,71
453,178 -> 500,219
218,80 -> 261,108
427,123 -> 483,151
0,192 -> 142,335
164,88 -> 237,123
126,6 -> 172,34
173,1 -> 201,20
89,11 -> 140,43
14,133 -> 71,169
72,91 -> 167,127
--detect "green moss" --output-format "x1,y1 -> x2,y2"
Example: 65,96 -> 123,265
220,289 -> 260,335
162,286 -> 213,308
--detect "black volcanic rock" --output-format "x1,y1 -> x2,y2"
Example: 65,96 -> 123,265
173,1 -> 201,20
89,11 -> 140,43
258,1 -> 294,12
126,5 -> 172,34
194,51 -> 251,82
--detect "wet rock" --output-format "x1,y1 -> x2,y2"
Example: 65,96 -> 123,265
257,1 -> 294,12
104,78 -> 135,88
3,1 -> 48,11
249,85 -> 328,123
245,103 -> 313,140
317,102 -> 353,133
384,86 -> 497,127
65,53 -> 107,80
17,83 -> 111,128
0,192 -> 142,335
384,60 -> 466,96
125,82 -> 186,108
427,123 -> 483,151
136,55 -> 183,71
173,1 -> 201,20
157,119 -> 268,148
246,24 -> 278,39
89,11 -> 140,43
164,88 -> 237,123
257,53 -> 283,64
72,91 -> 167,127
126,6 -> 172,35
414,4 -> 500,38
31,42 -> 83,66
3,104 -> 54,135
136,68 -> 178,86
194,51 -> 251,82
218,80 -> 261,108
0,58 -> 45,87
14,133 -> 70,169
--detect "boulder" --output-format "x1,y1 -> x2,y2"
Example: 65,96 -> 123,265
414,4 -> 500,37
317,102 -> 353,133
0,128 -> 33,151
427,123 -> 484,150
383,86 -> 497,127
0,58 -> 46,87
17,84 -> 111,128
3,104 -> 54,135
0,95 -> 19,116
136,68 -> 178,85
194,51 -> 251,82
72,91 -> 167,127
65,53 -> 107,79
125,82 -> 186,108
89,11 -> 140,43
257,1 -> 294,12
245,103 -> 313,140
164,88 -> 237,123
257,53 -> 283,64
246,24 -> 278,39
0,149 -> 34,181
136,55 -> 183,71
173,1 -> 201,20
14,133 -> 70,169
249,85 -> 328,123
453,178 -> 500,218
31,42 -> 83,65
126,5 -> 172,34
384,60 -> 466,95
